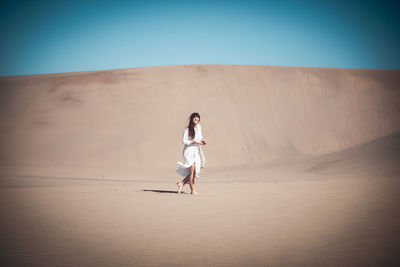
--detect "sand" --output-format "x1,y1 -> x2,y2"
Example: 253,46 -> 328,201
0,65 -> 399,266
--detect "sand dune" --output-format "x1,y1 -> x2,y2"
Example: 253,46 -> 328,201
0,65 -> 399,266
0,65 -> 399,179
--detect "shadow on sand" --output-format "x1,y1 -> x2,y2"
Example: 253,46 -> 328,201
142,189 -> 187,194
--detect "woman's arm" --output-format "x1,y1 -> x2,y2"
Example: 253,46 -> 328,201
182,128 -> 194,145
198,124 -> 203,140
198,125 -> 206,144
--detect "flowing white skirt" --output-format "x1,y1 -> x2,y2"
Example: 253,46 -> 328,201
176,145 -> 206,178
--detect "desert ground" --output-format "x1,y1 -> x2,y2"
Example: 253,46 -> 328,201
1,65 -> 399,266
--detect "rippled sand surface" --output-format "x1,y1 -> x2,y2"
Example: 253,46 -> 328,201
1,133 -> 399,266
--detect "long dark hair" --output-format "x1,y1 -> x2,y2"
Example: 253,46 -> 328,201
187,112 -> 200,139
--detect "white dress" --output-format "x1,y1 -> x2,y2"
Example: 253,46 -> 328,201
176,124 -> 206,178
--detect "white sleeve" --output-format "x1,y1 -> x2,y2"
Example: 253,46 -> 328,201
198,124 -> 203,140
182,128 -> 192,145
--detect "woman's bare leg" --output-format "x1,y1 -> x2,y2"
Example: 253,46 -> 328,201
181,175 -> 190,185
182,169 -> 195,185
177,175 -> 189,194
177,173 -> 191,194
177,165 -> 197,194
189,164 -> 198,194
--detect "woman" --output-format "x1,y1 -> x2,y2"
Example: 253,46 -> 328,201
176,112 -> 207,195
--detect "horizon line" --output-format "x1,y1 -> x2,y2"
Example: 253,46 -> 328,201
2,63 -> 399,79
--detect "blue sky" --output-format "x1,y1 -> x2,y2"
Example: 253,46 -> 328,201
0,0 -> 399,76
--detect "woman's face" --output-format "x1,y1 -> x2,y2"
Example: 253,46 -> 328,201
193,116 -> 200,125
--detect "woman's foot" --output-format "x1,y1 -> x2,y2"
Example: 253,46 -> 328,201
177,181 -> 183,194
191,191 -> 199,195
